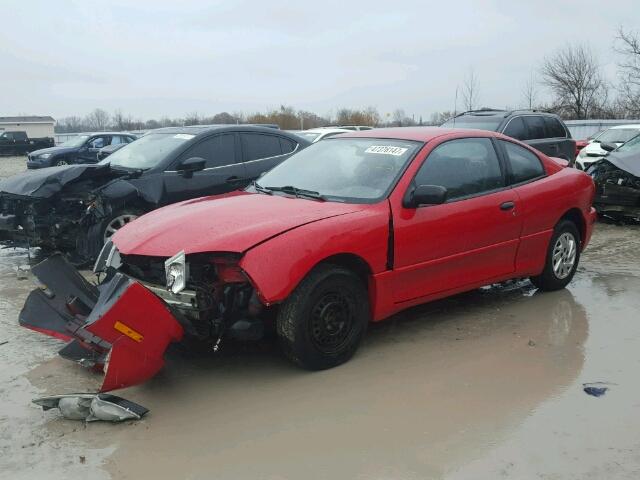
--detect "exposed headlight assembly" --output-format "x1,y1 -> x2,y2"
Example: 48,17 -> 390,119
165,250 -> 188,294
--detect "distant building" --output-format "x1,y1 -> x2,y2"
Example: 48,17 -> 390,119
0,116 -> 55,138
564,119 -> 640,140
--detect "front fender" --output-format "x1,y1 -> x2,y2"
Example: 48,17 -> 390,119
239,202 -> 390,305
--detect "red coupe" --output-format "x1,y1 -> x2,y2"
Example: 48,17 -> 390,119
21,128 -> 597,391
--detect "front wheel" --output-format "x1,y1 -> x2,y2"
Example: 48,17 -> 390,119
530,220 -> 581,291
276,264 -> 370,370
55,159 -> 69,166
102,210 -> 140,244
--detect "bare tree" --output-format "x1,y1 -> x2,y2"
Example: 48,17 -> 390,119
84,108 -> 110,131
615,27 -> 640,115
522,72 -> 538,110
540,44 -> 607,119
461,69 -> 480,111
392,109 -> 406,127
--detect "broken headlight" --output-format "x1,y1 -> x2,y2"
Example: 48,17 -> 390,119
165,250 -> 188,294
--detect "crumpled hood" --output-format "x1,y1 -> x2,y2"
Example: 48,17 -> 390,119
29,146 -> 76,157
0,163 -> 115,198
114,192 -> 365,256
602,150 -> 640,178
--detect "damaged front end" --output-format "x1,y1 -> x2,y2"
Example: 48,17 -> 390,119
20,241 -> 268,390
590,159 -> 640,222
0,164 -> 138,262
20,254 -> 183,391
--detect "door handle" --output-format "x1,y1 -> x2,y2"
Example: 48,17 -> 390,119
225,176 -> 245,184
500,201 -> 515,211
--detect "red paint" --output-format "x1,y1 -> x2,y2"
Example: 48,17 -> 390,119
113,128 -> 596,327
84,282 -> 183,391
22,324 -> 74,343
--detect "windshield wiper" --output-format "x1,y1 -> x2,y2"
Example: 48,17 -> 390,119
264,185 -> 326,201
252,180 -> 273,195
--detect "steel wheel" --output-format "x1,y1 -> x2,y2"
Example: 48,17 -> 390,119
310,291 -> 356,354
552,232 -> 577,279
103,214 -> 138,242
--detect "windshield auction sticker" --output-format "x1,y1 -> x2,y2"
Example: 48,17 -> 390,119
365,145 -> 408,156
174,134 -> 196,140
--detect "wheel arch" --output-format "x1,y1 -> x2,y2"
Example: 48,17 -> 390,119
313,253 -> 373,288
558,208 -> 586,245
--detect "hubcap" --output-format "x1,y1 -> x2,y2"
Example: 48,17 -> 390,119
552,232 -> 577,279
310,292 -> 356,354
103,214 -> 138,242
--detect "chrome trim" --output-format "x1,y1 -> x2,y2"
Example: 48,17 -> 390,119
164,144 -> 299,173
140,280 -> 198,310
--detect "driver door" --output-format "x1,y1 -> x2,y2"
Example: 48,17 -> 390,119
392,137 -> 523,303
161,133 -> 247,204
78,135 -> 110,163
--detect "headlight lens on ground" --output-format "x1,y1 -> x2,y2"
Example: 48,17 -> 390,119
165,250 -> 187,294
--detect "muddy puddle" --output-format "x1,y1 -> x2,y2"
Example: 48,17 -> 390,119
1,222 -> 639,479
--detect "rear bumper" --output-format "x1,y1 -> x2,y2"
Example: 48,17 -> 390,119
20,254 -> 183,391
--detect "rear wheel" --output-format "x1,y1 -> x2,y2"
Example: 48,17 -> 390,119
530,220 -> 580,291
276,264 -> 369,370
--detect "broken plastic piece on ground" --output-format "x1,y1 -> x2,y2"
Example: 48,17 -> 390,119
33,393 -> 149,422
583,382 -> 614,397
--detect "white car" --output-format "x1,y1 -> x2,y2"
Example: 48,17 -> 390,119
294,128 -> 353,143
576,124 -> 640,170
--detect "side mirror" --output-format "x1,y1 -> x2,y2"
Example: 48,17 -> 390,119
403,184 -> 448,208
177,157 -> 205,177
600,142 -> 616,152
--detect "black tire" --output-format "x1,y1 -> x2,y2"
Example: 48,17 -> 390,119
276,264 -> 370,370
530,220 -> 581,291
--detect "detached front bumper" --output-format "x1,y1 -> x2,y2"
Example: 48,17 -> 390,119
20,254 -> 183,391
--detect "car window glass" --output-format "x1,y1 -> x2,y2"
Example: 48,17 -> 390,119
501,140 -> 545,183
503,117 -> 527,140
415,138 -> 504,200
524,116 -> 546,139
544,117 -> 566,138
88,137 -> 107,149
279,137 -> 296,154
241,134 -> 282,161
110,136 -> 124,145
3,133 -> 13,140
180,134 -> 236,168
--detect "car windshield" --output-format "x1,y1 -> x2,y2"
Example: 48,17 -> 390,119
595,128 -> 640,144
441,116 -> 503,131
102,132 -> 195,170
60,135 -> 90,147
253,137 -> 422,203
616,134 -> 640,153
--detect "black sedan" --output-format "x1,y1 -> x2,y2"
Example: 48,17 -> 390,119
27,132 -> 137,168
0,125 -> 309,261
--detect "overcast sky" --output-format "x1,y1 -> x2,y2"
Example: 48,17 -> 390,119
1,0 -> 639,121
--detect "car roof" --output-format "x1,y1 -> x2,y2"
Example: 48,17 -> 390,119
305,128 -> 352,134
331,127 -> 500,142
453,109 -> 559,118
608,124 -> 640,130
149,125 -> 281,135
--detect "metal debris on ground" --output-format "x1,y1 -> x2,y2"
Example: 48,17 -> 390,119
32,393 -> 149,422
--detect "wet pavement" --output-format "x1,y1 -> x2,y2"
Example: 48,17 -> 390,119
1,156 -> 639,479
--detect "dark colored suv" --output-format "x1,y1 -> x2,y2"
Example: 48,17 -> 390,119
441,109 -> 576,165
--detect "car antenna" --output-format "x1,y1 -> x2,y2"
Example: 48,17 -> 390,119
453,86 -> 459,126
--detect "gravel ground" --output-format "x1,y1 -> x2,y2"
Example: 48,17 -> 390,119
0,156 -> 27,179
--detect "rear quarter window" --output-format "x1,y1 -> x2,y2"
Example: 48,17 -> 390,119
523,116 -> 546,140
544,117 -> 567,138
501,140 -> 545,184
241,134 -> 283,161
